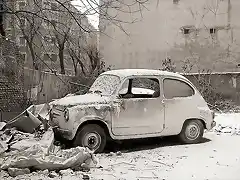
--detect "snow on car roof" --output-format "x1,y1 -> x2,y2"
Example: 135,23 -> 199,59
102,69 -> 186,79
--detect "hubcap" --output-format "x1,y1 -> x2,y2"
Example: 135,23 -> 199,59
82,132 -> 101,151
185,123 -> 200,140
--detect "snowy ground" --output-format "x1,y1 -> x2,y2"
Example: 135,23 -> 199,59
1,113 -> 240,180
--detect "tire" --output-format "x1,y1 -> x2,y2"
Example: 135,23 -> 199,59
73,124 -> 106,153
179,120 -> 204,144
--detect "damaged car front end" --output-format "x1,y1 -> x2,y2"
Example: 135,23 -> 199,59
48,74 -> 121,152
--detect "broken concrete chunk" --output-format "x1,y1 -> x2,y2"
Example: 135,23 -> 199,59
221,127 -> 232,133
6,105 -> 43,134
0,122 -> 6,131
8,168 -> 30,177
116,151 -> 122,156
0,141 -> 8,154
83,174 -> 90,180
41,169 -> 49,175
0,170 -> 9,179
10,139 -> 38,151
49,171 -> 58,178
59,169 -> 73,176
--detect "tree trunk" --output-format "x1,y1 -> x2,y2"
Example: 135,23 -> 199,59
71,55 -> 78,76
28,42 -> 38,70
59,44 -> 65,74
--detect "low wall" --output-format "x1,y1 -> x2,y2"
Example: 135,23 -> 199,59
183,72 -> 240,103
24,68 -> 73,104
24,69 -> 240,105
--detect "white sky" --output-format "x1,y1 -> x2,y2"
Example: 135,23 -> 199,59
71,0 -> 99,29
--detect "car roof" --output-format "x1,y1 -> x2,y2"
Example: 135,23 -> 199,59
102,69 -> 186,79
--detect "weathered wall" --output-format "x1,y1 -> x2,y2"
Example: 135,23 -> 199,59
99,0 -> 240,72
184,72 -> 240,103
0,37 -> 24,121
24,68 -> 73,104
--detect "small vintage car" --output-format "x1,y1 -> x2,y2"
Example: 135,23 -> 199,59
49,69 -> 216,153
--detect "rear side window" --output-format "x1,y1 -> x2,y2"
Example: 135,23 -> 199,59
163,78 -> 194,99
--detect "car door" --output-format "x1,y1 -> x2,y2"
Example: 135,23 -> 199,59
111,76 -> 165,136
162,77 -> 197,135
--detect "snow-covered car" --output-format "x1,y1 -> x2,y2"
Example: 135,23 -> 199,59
49,69 -> 216,153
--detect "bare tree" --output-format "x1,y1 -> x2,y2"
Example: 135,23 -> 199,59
4,0 -> 149,75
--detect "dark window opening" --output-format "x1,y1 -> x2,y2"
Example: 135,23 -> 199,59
51,54 -> 57,62
51,3 -> 57,10
210,28 -> 216,34
19,37 -> 26,45
20,53 -> 26,61
183,28 -> 190,34
163,78 -> 194,99
119,77 -> 160,99
173,0 -> 180,4
18,2 -> 26,10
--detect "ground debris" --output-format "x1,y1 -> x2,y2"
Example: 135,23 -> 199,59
59,169 -> 74,176
48,171 -> 59,178
8,167 -> 30,177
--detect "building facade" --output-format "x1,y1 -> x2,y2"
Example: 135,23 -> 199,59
99,0 -> 240,72
5,0 -> 97,75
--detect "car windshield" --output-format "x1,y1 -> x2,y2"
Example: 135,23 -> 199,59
89,74 -> 121,96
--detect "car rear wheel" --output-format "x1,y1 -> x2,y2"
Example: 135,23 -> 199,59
179,120 -> 204,144
73,124 -> 106,153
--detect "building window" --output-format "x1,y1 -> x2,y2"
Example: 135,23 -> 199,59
20,53 -> 27,62
19,36 -> 26,46
18,1 -> 26,11
19,17 -> 26,27
43,53 -> 49,61
173,0 -> 180,4
51,54 -> 57,62
43,53 -> 57,62
44,36 -> 56,45
210,28 -> 216,34
51,3 -> 57,10
180,25 -> 195,35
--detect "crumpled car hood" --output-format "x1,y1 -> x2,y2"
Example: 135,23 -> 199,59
51,93 -> 111,107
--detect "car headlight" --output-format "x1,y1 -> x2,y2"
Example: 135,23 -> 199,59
64,109 -> 69,121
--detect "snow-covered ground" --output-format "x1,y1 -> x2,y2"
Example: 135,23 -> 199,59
1,113 -> 240,180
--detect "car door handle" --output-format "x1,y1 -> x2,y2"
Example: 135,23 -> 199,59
161,99 -> 165,104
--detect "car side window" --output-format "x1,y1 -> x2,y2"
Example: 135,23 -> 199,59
119,77 -> 160,99
163,78 -> 194,99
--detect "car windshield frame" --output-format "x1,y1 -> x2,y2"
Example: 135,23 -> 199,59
89,74 -> 121,96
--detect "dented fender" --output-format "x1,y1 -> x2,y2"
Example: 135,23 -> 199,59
70,115 -> 112,140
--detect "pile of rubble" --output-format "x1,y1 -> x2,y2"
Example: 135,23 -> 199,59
214,124 -> 240,135
213,113 -> 240,135
0,104 -> 98,178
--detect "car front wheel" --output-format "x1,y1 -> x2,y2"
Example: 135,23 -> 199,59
179,120 -> 204,144
73,124 -> 106,153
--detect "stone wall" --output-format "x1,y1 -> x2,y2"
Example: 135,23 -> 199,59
0,37 -> 24,113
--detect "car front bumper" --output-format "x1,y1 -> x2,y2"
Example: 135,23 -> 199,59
53,127 -> 72,141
